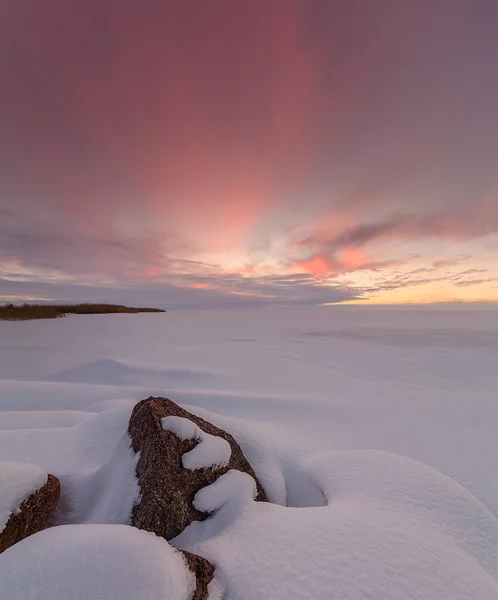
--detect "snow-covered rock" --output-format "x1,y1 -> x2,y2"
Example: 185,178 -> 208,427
128,396 -> 266,540
0,462 -> 60,553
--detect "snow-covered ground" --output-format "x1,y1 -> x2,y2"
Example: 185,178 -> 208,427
0,308 -> 497,599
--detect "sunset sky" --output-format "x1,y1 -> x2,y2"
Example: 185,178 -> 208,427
1,0 -> 498,308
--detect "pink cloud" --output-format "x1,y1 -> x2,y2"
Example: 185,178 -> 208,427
1,2 -> 498,305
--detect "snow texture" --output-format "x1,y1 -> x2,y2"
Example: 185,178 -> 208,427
174,455 -> 498,600
0,309 -> 498,599
67,433 -> 140,525
162,415 -> 232,470
0,461 -> 48,531
0,524 -> 195,600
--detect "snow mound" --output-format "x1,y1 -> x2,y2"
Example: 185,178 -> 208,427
0,410 -> 91,430
46,358 -> 218,386
304,449 -> 498,571
0,401 -> 135,474
0,402 -> 139,527
0,462 -> 48,531
162,415 -> 231,469
62,434 -> 140,525
174,471 -> 257,543
0,524 -> 195,600
194,470 -> 257,514
174,450 -> 498,600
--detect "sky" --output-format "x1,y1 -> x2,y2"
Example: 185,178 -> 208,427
1,0 -> 498,309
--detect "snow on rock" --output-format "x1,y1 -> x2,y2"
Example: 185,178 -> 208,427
181,549 -> 218,600
0,462 -> 48,531
0,462 -> 60,554
174,471 -> 257,543
174,450 -> 498,600
0,524 -> 196,600
180,406 -> 288,506
162,415 -> 231,470
194,470 -> 257,514
129,397 -> 266,541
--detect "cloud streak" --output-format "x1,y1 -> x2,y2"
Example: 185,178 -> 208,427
300,200 -> 498,251
0,273 -> 360,309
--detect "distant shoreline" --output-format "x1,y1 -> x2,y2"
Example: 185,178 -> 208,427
0,304 -> 166,321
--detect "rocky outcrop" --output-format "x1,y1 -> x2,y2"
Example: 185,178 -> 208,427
182,550 -> 215,600
0,474 -> 60,553
128,396 -> 266,540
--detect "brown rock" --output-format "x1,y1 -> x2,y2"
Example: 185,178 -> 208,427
182,549 -> 215,600
129,396 -> 267,540
0,474 -> 60,553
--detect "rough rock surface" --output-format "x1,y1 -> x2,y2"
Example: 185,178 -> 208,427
0,474 -> 60,553
182,549 -> 215,600
129,396 -> 267,540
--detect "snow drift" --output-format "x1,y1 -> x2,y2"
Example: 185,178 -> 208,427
0,308 -> 497,599
0,524 -> 196,600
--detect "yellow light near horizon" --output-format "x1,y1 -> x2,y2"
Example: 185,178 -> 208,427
344,279 -> 498,305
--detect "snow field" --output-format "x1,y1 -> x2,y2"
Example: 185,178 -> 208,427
0,309 -> 497,599
172,454 -> 498,600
